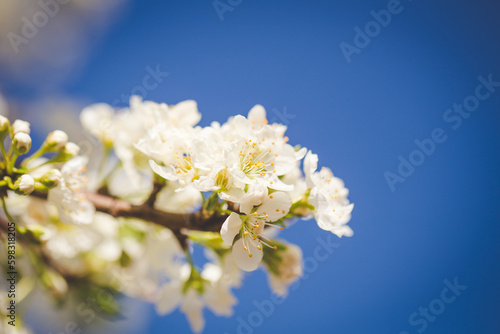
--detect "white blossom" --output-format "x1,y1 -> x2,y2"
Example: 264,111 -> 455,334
0,100 -> 355,334
221,192 -> 292,271
304,151 -> 354,237
48,157 -> 95,225
267,242 -> 303,297
80,103 -> 115,145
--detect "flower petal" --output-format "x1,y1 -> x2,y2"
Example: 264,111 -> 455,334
232,237 -> 263,272
181,290 -> 206,333
304,150 -> 318,188
220,213 -> 242,246
248,104 -> 266,123
149,160 -> 177,181
257,191 -> 292,222
156,283 -> 182,315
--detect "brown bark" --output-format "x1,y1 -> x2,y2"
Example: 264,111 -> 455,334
29,190 -> 227,234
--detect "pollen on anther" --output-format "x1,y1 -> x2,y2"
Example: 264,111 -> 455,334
249,254 -> 253,258
244,231 -> 249,235
273,246 -> 278,250
282,210 -> 285,214
270,195 -> 273,199
276,209 -> 279,212
244,246 -> 248,251
257,246 -> 262,250
280,227 -> 284,230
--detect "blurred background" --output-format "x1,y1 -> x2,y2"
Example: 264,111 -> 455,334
1,0 -> 500,333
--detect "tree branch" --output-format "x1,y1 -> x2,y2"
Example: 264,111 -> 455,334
30,190 -> 227,234
142,182 -> 164,208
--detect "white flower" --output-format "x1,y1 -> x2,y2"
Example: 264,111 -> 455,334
14,174 -> 35,195
114,96 -> 206,191
180,289 -> 205,333
304,149 -> 318,188
80,103 -> 115,145
201,263 -> 238,316
214,106 -> 299,198
220,192 -> 292,271
109,97 -> 201,190
154,183 -> 202,214
48,157 -> 95,225
156,278 -> 205,333
112,110 -> 151,188
266,242 -> 303,297
282,160 -> 308,203
155,256 -> 239,333
12,119 -> 30,135
129,95 -> 201,129
106,168 -> 153,204
119,226 -> 184,302
137,127 -> 215,191
304,151 -> 354,237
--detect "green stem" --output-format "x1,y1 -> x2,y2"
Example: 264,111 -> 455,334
1,196 -> 14,222
0,139 -> 10,171
21,146 -> 45,168
185,248 -> 194,267
3,176 -> 15,190
9,154 -> 18,174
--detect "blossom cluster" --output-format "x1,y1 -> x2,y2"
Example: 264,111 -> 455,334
0,97 -> 353,333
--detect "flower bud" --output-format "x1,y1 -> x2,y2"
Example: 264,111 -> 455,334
12,132 -> 31,155
0,115 -> 10,138
12,119 -> 30,135
54,142 -> 80,162
14,174 -> 35,195
43,130 -> 68,152
39,169 -> 62,188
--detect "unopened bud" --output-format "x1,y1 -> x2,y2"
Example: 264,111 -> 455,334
0,115 -> 10,138
43,130 -> 68,152
14,174 -> 35,195
12,119 -> 30,135
12,132 -> 31,155
54,142 -> 80,162
39,169 -> 62,188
